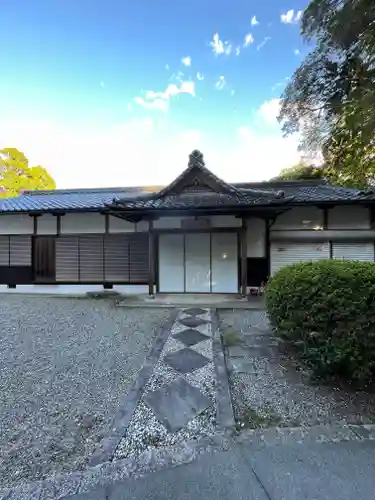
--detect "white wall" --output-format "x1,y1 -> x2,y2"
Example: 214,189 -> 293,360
273,207 -> 323,230
154,217 -> 181,229
0,214 -> 33,234
38,214 -> 57,234
246,218 -> 266,257
61,213 -> 105,233
154,215 -> 241,229
328,206 -> 370,229
109,216 -> 136,233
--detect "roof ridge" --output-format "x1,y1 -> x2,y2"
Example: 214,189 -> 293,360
22,186 -> 163,196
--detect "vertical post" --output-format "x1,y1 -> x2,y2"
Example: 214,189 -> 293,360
241,217 -> 247,297
148,219 -> 154,296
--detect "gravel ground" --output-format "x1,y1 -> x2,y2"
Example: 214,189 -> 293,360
219,309 -> 375,430
0,295 -> 171,488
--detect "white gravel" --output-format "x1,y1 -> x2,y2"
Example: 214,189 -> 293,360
0,295 -> 171,488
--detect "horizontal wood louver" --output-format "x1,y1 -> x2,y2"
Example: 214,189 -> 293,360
129,233 -> 149,283
9,236 -> 32,265
55,236 -> 79,281
103,234 -> 129,282
332,242 -> 374,262
0,236 -> 10,265
270,242 -> 330,275
79,235 -> 104,281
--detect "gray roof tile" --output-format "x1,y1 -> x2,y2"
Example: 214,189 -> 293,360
0,180 -> 373,214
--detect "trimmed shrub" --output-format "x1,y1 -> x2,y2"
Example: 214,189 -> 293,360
266,259 -> 375,384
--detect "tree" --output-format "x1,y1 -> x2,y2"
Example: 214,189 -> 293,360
273,162 -> 325,181
278,0 -> 375,188
0,148 -> 56,197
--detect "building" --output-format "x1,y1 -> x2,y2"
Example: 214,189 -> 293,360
0,149 -> 374,296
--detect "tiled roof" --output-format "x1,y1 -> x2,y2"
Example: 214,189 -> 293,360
113,191 -> 290,210
1,176 -> 375,214
235,180 -> 372,203
0,187 -> 152,213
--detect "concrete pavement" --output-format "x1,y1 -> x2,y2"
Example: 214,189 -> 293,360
69,439 -> 375,500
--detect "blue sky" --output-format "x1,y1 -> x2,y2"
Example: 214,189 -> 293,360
0,0 -> 309,188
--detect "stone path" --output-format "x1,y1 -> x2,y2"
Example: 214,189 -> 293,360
114,307 -> 218,459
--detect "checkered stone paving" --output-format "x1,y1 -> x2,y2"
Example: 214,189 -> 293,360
114,307 -> 217,460
179,316 -> 210,328
173,328 -> 209,347
164,347 -> 210,374
143,377 -> 212,432
183,307 -> 207,316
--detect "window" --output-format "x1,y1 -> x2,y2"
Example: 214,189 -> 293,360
33,236 -> 56,282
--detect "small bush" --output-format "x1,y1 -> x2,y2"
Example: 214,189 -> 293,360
266,259 -> 375,385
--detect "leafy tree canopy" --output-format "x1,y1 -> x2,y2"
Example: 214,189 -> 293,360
0,148 -> 56,198
273,162 -> 325,181
279,0 -> 375,188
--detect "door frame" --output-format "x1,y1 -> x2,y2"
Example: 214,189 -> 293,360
154,227 -> 241,293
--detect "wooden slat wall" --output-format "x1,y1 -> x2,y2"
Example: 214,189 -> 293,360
104,234 -> 129,282
129,233 -> 149,282
43,233 -> 150,283
9,236 -> 32,265
55,236 -> 79,281
0,236 -> 10,265
79,235 -> 104,281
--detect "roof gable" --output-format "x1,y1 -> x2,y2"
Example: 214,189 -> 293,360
156,150 -> 238,197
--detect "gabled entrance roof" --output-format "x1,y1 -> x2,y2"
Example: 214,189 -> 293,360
109,150 -> 290,211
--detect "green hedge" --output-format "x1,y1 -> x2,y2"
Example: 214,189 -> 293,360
265,259 -> 375,384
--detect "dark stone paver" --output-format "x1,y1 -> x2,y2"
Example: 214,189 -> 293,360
174,328 -> 209,346
179,317 -> 209,328
164,348 -> 210,374
143,377 -> 212,432
183,308 -> 207,316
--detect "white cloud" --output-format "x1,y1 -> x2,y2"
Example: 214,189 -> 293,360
165,64 -> 170,70
235,46 -> 241,56
215,76 -> 226,90
236,126 -> 300,176
209,33 -> 232,55
251,15 -> 259,26
257,98 -> 281,125
294,48 -> 300,55
256,36 -> 271,51
243,33 -> 254,48
181,56 -> 191,67
100,81 -> 105,88
179,81 -> 196,96
281,9 -> 303,24
196,72 -> 204,81
134,81 -> 195,113
0,116 -> 300,188
134,96 -> 169,113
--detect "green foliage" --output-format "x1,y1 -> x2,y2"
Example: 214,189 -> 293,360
266,260 -> 375,384
274,163 -> 325,181
0,148 -> 56,197
279,0 -> 375,188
